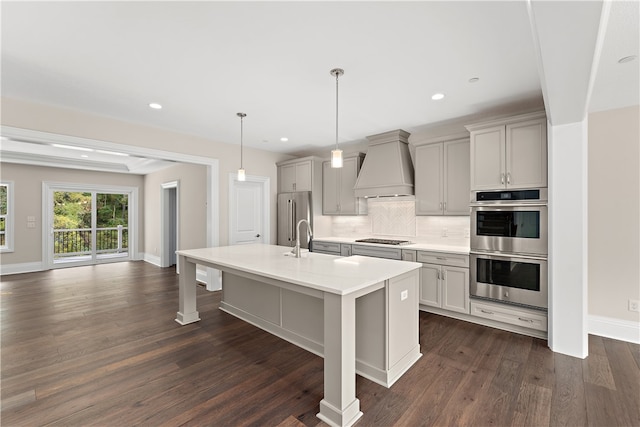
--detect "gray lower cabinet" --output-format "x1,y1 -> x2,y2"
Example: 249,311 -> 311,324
311,241 -> 352,257
417,251 -> 469,314
401,249 -> 417,262
470,299 -> 547,332
311,241 -> 341,255
352,244 -> 402,260
340,244 -> 352,256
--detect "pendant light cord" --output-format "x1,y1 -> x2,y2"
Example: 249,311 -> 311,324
237,112 -> 246,169
335,71 -> 339,150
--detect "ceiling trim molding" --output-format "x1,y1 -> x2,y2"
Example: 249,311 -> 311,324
0,125 -> 213,166
1,150 -> 131,173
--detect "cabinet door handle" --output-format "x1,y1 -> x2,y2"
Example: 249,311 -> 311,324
443,202 -> 447,211
507,172 -> 511,185
480,309 -> 494,315
439,202 -> 443,210
501,173 -> 505,185
518,317 -> 534,323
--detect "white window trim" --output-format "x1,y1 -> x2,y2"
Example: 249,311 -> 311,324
42,182 -> 138,268
0,181 -> 14,253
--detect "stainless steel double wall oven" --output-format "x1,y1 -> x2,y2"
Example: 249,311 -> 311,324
470,189 -> 548,310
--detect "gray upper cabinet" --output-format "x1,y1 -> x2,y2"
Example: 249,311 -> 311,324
279,160 -> 312,192
414,137 -> 470,216
467,111 -> 547,191
323,153 -> 367,215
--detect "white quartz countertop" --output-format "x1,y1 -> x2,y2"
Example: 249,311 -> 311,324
176,244 -> 421,296
313,237 -> 470,255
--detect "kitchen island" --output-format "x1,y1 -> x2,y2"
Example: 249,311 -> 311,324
175,244 -> 421,427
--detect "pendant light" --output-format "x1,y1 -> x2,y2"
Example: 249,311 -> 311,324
330,68 -> 344,168
237,112 -> 246,181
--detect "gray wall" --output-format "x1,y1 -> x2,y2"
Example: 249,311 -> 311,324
0,163 -> 145,265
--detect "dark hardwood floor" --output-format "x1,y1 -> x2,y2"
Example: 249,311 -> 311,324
1,261 -> 638,426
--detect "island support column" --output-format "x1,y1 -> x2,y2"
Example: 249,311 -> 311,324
175,255 -> 201,325
317,292 -> 363,427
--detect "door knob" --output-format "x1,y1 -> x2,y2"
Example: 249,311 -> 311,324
255,234 -> 261,238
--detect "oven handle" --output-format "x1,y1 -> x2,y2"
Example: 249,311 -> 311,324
470,250 -> 547,261
469,202 -> 547,208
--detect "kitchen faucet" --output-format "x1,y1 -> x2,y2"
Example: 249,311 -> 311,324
292,219 -> 313,258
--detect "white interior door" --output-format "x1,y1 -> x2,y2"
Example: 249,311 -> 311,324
229,174 -> 270,245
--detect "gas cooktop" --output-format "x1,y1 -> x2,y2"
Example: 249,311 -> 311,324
355,238 -> 412,246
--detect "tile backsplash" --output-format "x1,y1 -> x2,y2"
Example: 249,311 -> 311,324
369,198 -> 416,236
320,196 -> 470,246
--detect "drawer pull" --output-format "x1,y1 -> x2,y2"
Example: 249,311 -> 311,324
518,317 -> 535,323
436,257 -> 448,261
480,309 -> 494,315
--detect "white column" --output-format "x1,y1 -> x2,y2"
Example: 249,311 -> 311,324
175,254 -> 201,325
317,292 -> 363,427
548,120 -> 589,358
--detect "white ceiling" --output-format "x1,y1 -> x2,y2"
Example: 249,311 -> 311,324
1,1 -> 638,173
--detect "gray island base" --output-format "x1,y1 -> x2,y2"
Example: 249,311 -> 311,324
176,244 -> 422,427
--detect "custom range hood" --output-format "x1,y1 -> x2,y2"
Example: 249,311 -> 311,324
353,129 -> 414,198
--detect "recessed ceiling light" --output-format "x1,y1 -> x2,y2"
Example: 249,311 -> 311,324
468,77 -> 480,83
52,143 -> 93,152
148,102 -> 163,109
431,93 -> 445,100
618,55 -> 637,64
280,137 -> 289,142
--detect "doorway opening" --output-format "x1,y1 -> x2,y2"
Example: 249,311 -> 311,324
161,181 -> 179,268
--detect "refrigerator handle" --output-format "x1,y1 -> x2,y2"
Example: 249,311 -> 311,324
291,200 -> 296,241
287,199 -> 293,241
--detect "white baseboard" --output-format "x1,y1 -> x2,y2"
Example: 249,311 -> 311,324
0,261 -> 44,275
143,253 -> 162,267
589,315 -> 640,344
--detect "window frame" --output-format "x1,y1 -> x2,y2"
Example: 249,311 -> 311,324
0,181 -> 15,253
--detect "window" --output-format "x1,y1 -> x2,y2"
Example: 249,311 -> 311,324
0,181 -> 14,252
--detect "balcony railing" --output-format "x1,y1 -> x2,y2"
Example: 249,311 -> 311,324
54,226 -> 128,258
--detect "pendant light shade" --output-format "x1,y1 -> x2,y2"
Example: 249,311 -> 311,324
331,148 -> 343,168
330,68 -> 344,168
237,112 -> 246,181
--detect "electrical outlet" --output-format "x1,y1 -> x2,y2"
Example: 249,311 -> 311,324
400,290 -> 408,301
441,228 -> 448,237
464,228 -> 470,238
629,299 -> 640,312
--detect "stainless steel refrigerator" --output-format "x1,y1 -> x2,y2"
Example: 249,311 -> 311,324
277,191 -> 312,248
